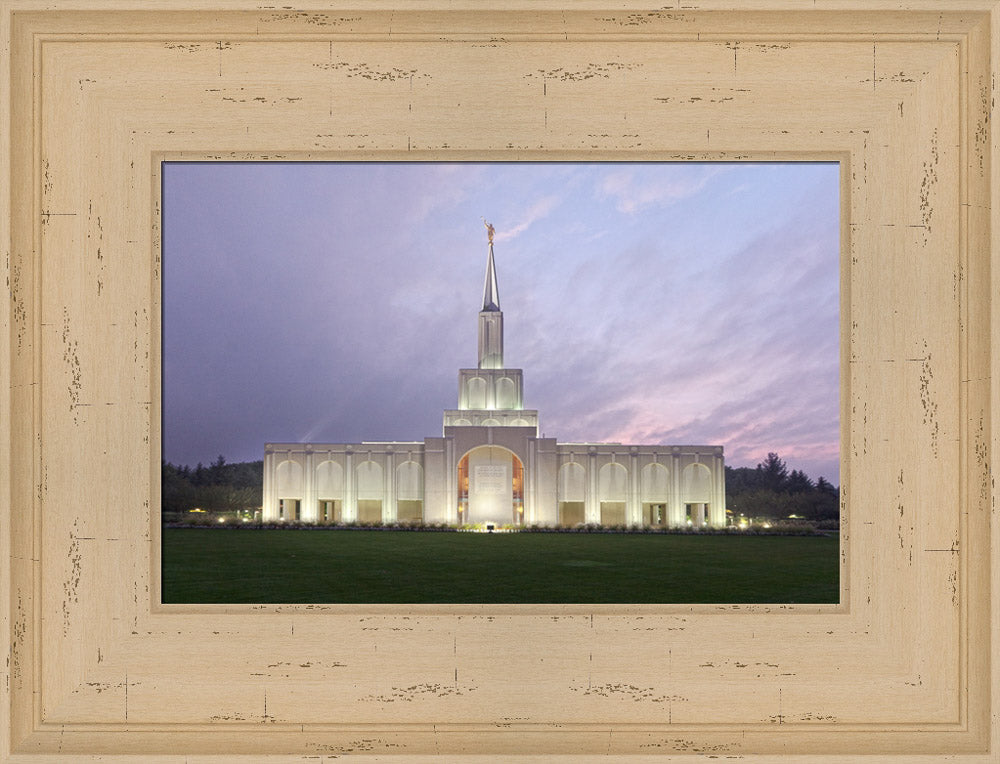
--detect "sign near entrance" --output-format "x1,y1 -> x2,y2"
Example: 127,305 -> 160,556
474,465 -> 507,495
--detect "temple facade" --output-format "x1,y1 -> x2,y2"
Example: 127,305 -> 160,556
262,227 -> 727,528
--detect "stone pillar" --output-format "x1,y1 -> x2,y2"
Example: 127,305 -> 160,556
527,439 -> 537,525
628,448 -> 640,526
694,502 -> 706,528
271,450 -> 286,521
445,437 -> 456,523
585,448 -> 599,524
262,449 -> 274,521
302,448 -> 317,522
670,450 -> 682,527
384,448 -> 396,523
343,448 -> 356,522
712,450 -> 726,527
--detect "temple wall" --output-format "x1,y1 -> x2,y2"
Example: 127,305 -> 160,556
262,442 -> 426,523
263,438 -> 725,528
553,445 -> 726,528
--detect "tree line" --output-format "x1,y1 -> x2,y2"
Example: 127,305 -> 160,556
162,451 -> 839,524
725,452 -> 839,523
162,456 -> 262,516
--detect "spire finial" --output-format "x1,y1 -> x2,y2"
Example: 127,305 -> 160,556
480,221 -> 501,312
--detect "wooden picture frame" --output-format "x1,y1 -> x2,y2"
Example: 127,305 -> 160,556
2,1 -> 997,760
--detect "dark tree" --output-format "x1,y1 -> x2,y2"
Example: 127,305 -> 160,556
162,461 -> 197,514
786,469 -> 815,494
815,476 -> 838,495
755,452 -> 788,492
207,454 -> 227,484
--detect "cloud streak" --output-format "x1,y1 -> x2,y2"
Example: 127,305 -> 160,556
493,195 -> 560,243
597,164 -> 729,214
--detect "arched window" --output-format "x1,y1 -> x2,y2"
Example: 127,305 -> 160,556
395,461 -> 424,522
355,460 -> 384,499
496,377 -> 516,408
275,460 -> 304,521
557,462 -> 586,502
395,461 -> 423,501
315,460 -> 343,499
275,460 -> 303,497
640,463 -> 670,502
467,377 -> 487,409
680,463 -> 712,503
355,460 -> 384,523
598,462 -> 628,526
598,462 -> 628,502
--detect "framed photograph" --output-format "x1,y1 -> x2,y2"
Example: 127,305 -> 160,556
159,160 -> 842,607
2,2 -> 997,760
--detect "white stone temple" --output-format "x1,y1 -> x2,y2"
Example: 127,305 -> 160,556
262,225 -> 727,528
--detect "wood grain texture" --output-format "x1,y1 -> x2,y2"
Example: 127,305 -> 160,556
1,1 -> 997,760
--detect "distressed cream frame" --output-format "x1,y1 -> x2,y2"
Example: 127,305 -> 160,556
2,1 -> 998,761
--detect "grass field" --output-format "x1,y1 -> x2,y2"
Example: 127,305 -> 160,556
161,528 -> 839,604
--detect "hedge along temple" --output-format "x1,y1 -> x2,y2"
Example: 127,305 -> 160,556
262,224 -> 727,528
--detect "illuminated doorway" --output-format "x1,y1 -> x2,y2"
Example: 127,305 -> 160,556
457,446 -> 524,526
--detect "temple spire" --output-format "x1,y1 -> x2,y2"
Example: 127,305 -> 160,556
478,221 -> 503,369
481,220 -> 500,312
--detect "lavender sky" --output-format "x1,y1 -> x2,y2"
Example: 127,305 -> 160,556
162,162 -> 840,484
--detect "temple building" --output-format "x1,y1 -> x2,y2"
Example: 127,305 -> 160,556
262,225 -> 727,528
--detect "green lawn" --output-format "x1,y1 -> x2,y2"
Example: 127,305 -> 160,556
161,528 -> 839,604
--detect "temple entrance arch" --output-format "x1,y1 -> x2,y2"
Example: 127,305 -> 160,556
457,445 -> 524,527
